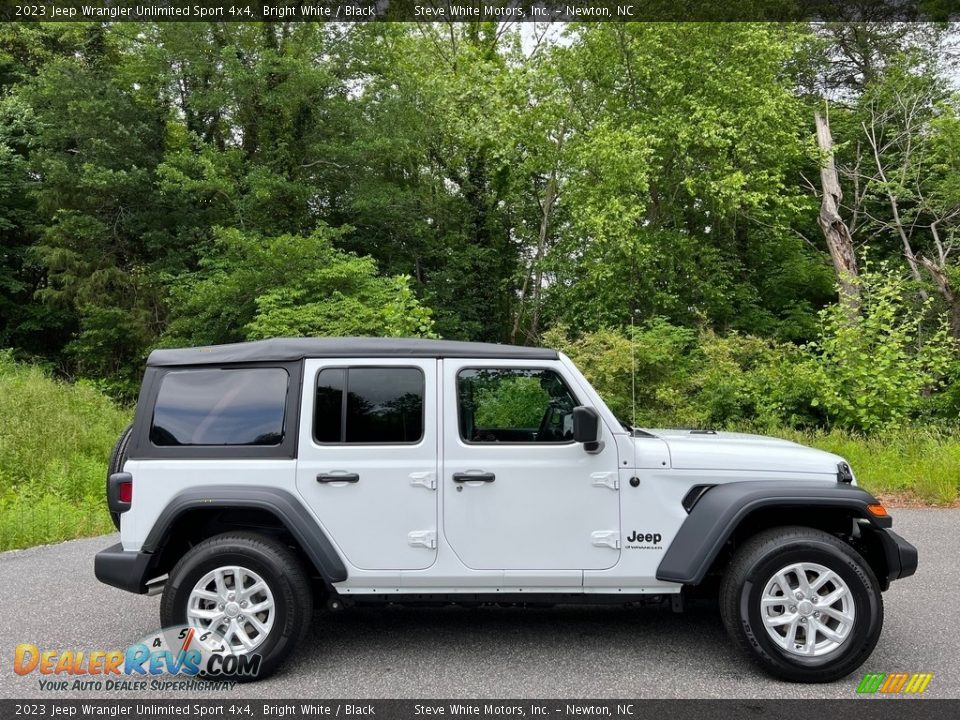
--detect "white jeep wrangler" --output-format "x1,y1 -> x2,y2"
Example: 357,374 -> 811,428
96,338 -> 917,682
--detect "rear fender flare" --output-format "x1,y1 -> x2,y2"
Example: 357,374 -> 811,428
143,486 -> 347,584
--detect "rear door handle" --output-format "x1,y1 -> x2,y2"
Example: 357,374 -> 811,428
452,472 -> 495,483
317,473 -> 359,483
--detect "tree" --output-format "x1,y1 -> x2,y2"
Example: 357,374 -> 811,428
164,226 -> 435,346
542,23 -> 833,340
811,263 -> 954,431
815,108 -> 860,311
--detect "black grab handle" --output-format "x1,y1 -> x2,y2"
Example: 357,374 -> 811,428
317,473 -> 360,483
452,472 -> 496,483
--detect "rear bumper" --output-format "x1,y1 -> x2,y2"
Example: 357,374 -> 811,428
876,528 -> 918,582
94,543 -> 152,594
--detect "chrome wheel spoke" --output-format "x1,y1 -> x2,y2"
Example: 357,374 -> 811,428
775,572 -> 793,595
245,614 -> 269,636
810,571 -> 833,592
783,618 -> 799,648
793,565 -> 813,598
188,607 -> 222,621
764,612 -> 796,627
820,586 -> 847,607
241,581 -> 267,601
819,605 -> 854,625
812,619 -> 845,644
233,621 -> 256,650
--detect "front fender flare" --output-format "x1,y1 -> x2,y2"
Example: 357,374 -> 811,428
656,481 -> 888,585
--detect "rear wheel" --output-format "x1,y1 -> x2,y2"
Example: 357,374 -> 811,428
160,532 -> 313,680
106,424 -> 134,530
719,526 -> 883,682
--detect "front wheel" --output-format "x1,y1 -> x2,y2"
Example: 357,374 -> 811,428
719,526 -> 883,683
160,532 -> 313,680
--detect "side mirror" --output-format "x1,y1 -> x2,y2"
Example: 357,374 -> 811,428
573,406 -> 603,452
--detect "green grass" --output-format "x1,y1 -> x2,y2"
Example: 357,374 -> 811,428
777,427 -> 960,505
0,352 -> 956,551
0,352 -> 131,550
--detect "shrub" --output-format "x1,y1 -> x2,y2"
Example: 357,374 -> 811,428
808,266 -> 955,432
0,351 -> 131,549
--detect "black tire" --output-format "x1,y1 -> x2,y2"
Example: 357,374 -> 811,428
719,526 -> 883,683
106,424 -> 134,530
160,532 -> 313,681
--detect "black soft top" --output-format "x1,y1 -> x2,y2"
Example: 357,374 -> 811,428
146,337 -> 559,367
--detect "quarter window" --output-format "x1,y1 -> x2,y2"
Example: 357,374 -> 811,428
151,368 -> 288,446
314,367 -> 424,444
457,368 -> 578,443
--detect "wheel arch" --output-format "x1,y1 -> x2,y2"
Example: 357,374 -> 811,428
143,486 -> 347,588
656,481 -> 891,587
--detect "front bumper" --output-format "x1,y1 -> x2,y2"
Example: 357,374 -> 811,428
877,528 -> 918,582
94,543 -> 153,594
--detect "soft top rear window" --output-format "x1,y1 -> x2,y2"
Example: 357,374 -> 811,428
150,368 -> 289,446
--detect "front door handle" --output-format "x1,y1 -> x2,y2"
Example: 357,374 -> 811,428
452,472 -> 496,483
317,472 -> 359,483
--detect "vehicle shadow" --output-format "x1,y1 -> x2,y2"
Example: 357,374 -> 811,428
276,600 -> 754,696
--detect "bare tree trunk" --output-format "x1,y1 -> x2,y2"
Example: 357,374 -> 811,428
511,172 -> 557,344
919,254 -> 960,339
861,117 -> 929,301
815,110 -> 860,312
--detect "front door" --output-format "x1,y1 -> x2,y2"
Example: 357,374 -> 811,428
442,360 -> 621,571
296,358 -> 438,571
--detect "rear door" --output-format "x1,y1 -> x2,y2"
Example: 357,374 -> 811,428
296,359 -> 438,571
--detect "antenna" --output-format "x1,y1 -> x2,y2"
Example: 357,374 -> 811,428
630,311 -> 637,433
630,309 -> 639,472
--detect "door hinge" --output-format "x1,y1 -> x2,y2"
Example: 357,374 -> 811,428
591,472 -> 619,490
591,530 -> 621,549
408,530 -> 437,549
409,471 -> 436,490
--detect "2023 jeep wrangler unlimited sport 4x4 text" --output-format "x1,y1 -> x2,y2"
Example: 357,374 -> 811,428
95,337 -> 917,682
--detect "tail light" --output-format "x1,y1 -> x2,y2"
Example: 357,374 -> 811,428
117,480 -> 132,504
108,472 -> 133,514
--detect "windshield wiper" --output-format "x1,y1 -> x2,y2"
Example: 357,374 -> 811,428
616,417 -> 657,438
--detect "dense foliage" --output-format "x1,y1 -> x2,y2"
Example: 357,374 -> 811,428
0,21 -> 958,433
547,266 -> 956,433
0,351 -> 130,549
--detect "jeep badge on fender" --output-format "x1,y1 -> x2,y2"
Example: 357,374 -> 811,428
95,337 -> 918,682
626,531 -> 662,545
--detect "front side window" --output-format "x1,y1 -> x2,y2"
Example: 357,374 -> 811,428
151,368 -> 288,446
458,368 -> 577,443
314,367 -> 424,444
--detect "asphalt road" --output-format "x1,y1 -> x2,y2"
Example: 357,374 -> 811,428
1,509 -> 957,699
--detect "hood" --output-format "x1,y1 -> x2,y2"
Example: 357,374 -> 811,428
641,429 -> 846,477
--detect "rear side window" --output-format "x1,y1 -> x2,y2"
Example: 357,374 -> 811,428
151,368 -> 288,446
314,367 -> 424,444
